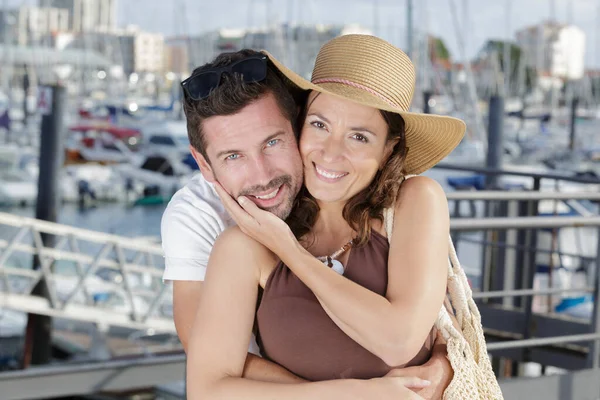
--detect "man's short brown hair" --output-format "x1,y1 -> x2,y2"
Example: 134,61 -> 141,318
182,49 -> 301,163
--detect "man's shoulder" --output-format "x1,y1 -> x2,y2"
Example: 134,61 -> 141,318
163,174 -> 231,227
161,173 -> 233,259
166,173 -> 222,214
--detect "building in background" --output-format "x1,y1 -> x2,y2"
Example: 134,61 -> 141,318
42,0 -> 116,32
131,30 -> 164,74
167,23 -> 349,79
516,21 -> 586,81
0,5 -> 69,46
54,25 -> 164,76
164,37 -> 190,76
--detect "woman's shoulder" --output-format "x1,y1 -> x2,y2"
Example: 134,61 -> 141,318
213,226 -> 280,276
398,175 -> 446,202
395,175 -> 448,212
215,226 -> 275,256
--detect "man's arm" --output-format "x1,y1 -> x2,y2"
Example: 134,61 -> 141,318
173,280 -> 204,351
243,354 -> 306,383
172,280 -> 306,383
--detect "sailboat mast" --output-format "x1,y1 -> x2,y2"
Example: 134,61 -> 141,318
1,0 -> 11,94
422,0 -> 430,93
371,0 -> 377,36
287,0 -> 295,71
406,0 -> 413,58
448,0 -> 486,145
547,0 -> 559,121
596,1 -> 600,106
504,0 -> 512,98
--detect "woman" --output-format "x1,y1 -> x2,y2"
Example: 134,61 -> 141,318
187,34 -> 466,399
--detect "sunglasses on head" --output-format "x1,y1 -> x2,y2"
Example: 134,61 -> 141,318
181,55 -> 268,101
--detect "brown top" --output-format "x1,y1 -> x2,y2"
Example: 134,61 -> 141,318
256,230 -> 435,381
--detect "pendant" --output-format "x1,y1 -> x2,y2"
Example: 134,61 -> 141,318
330,259 -> 345,275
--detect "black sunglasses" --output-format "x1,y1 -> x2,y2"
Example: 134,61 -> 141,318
181,55 -> 268,101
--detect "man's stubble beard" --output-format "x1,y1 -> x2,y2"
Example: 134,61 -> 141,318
216,173 -> 302,221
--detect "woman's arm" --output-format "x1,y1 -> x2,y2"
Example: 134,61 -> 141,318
285,177 -> 448,366
215,178 -> 449,367
186,226 -> 429,399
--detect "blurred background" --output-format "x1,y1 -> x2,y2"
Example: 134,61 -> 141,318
0,0 -> 599,399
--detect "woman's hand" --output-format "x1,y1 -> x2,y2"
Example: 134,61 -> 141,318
214,182 -> 300,257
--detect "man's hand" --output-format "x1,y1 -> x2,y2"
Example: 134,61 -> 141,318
365,376 -> 430,400
385,341 -> 452,400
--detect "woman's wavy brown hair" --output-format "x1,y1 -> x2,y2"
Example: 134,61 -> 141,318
286,100 -> 408,247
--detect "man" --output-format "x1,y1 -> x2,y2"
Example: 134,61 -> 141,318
162,49 -> 452,397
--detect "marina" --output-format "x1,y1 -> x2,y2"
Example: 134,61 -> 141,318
0,0 -> 599,398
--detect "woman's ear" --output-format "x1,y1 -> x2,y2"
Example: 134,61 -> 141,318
380,138 -> 400,170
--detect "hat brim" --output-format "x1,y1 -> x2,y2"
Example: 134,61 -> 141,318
263,50 -> 466,176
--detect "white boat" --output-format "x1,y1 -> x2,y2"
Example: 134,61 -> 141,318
61,163 -> 141,203
444,139 -> 486,166
138,119 -> 190,159
0,309 -> 27,338
113,152 -> 193,203
0,146 -> 37,206
65,123 -> 142,165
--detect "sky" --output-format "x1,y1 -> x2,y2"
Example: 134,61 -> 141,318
6,0 -> 600,67
117,0 -> 600,67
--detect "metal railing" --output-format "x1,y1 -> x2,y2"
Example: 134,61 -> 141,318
0,189 -> 598,338
436,162 -> 600,186
444,184 -> 600,398
0,352 -> 186,400
0,212 -> 174,333
452,215 -> 600,230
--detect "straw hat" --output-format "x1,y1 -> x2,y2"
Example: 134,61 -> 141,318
263,34 -> 466,175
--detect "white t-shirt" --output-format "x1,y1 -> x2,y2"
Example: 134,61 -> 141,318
161,172 -> 261,355
162,173 -> 233,281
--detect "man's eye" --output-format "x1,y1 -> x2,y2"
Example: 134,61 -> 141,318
266,139 -> 279,147
225,154 -> 239,161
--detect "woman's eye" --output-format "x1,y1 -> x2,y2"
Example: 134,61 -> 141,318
352,133 -> 368,143
310,121 -> 326,129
